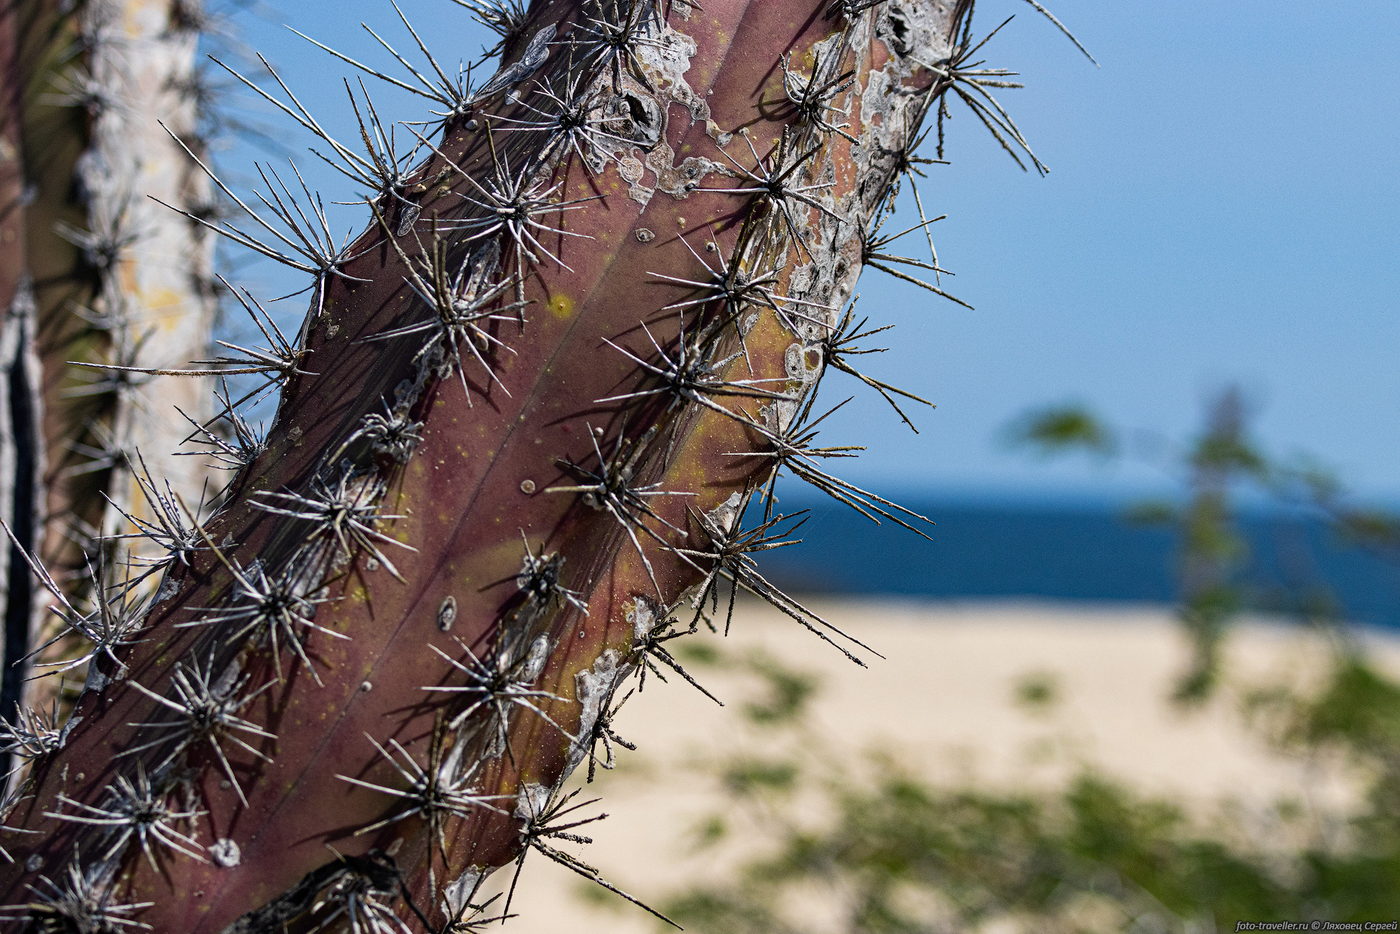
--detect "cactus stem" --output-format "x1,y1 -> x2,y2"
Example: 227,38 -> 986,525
548,426 -> 696,598
435,866 -> 505,931
307,849 -> 415,934
363,237 -> 522,402
177,539 -> 340,685
515,533 -> 588,616
491,64 -> 630,170
0,0 -> 1002,919
577,1 -> 668,94
473,20 -> 555,101
655,232 -> 835,330
345,402 -> 425,466
439,138 -> 602,285
780,49 -> 860,145
826,0 -> 890,21
251,475 -> 414,582
596,317 -> 795,424
698,132 -> 847,254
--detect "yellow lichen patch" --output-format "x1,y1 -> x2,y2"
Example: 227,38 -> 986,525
548,293 -> 574,320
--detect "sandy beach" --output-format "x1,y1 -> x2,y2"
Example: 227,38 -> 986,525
478,598 -> 1400,932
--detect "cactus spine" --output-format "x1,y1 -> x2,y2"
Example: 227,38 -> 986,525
0,0 -> 1041,929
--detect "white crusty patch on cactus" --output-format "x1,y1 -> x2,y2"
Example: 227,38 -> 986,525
513,782 -> 550,823
210,838 -> 241,869
626,595 -> 659,642
566,648 -> 626,775
522,634 -> 551,682
587,13 -> 738,206
635,25 -> 706,124
706,492 -> 744,533
785,340 -> 823,384
441,865 -> 486,917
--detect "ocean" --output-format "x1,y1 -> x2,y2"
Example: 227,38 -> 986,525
753,495 -> 1400,630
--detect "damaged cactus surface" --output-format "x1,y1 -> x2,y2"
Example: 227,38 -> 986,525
0,0 -> 1010,929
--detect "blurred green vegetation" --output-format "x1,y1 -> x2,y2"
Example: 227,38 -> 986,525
654,650 -> 1400,931
600,389 -> 1400,932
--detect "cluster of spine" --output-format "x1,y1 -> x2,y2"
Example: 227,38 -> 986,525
0,0 -> 1077,930
1,0 -> 219,724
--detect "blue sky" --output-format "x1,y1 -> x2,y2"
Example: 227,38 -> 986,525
220,0 -> 1400,504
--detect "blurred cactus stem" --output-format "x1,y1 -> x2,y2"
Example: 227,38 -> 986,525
1,0 -> 217,725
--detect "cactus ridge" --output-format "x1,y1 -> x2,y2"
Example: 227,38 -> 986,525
0,0 -> 1091,928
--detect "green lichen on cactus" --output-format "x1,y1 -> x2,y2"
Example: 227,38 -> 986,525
0,0 -> 1077,929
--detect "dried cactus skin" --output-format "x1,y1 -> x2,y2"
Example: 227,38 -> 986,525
0,0 -> 967,930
